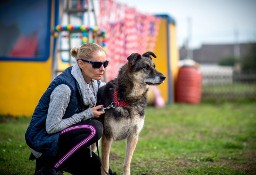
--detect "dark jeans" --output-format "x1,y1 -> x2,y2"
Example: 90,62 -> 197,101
37,119 -> 103,175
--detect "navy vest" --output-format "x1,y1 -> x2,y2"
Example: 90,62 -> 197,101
25,67 -> 87,156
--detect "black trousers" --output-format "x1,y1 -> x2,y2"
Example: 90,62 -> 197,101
51,119 -> 103,175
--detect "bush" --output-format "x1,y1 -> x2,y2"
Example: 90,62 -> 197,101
218,56 -> 238,66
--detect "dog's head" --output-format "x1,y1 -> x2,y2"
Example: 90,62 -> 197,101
127,51 -> 166,85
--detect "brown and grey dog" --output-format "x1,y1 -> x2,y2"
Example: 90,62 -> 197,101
97,51 -> 166,175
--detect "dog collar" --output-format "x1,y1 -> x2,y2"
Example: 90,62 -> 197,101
113,89 -> 128,107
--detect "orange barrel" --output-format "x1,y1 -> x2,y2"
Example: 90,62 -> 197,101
175,66 -> 202,104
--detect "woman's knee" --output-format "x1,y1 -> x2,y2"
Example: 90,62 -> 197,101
78,119 -> 103,141
90,120 -> 103,141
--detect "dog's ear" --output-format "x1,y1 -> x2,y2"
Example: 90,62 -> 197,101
127,53 -> 141,66
142,51 -> 156,60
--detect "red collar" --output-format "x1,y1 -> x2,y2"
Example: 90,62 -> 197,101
113,89 -> 128,107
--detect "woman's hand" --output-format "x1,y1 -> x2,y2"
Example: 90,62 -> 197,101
92,105 -> 105,118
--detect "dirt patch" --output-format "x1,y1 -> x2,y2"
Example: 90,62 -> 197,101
175,157 -> 194,168
110,152 -> 122,161
0,115 -> 18,123
211,149 -> 256,175
232,150 -> 256,175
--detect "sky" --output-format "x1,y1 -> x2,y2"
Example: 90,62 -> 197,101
115,0 -> 256,49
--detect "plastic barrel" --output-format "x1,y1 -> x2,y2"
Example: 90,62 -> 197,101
175,66 -> 202,104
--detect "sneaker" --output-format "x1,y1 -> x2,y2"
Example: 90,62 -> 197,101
109,168 -> 117,175
35,167 -> 63,175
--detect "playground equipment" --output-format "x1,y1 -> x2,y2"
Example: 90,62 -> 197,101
51,0 -> 105,77
53,25 -> 106,46
98,1 -> 179,104
52,24 -> 106,75
153,14 -> 179,104
0,0 -> 179,117
0,0 -> 105,116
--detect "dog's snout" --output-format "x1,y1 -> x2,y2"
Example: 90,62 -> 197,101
160,74 -> 166,81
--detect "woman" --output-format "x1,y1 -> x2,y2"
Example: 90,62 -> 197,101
25,43 -> 111,175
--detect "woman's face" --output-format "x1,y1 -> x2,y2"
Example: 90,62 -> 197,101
78,50 -> 107,83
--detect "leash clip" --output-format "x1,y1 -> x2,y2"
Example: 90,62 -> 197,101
103,102 -> 116,111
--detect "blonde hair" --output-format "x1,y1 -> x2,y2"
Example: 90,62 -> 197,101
70,43 -> 105,60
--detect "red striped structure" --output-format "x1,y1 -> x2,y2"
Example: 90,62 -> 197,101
98,0 -> 160,81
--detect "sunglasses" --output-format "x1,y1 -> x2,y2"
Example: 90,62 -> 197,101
80,59 -> 109,69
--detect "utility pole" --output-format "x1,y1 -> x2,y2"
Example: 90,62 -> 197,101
187,17 -> 193,60
234,27 -> 240,58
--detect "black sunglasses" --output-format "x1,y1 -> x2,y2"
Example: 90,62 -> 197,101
80,59 -> 109,69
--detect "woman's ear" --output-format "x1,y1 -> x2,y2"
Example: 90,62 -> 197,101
77,59 -> 84,68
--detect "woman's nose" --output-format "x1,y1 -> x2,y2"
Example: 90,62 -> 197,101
99,65 -> 105,71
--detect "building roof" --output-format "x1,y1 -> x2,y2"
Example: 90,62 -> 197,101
179,42 -> 256,64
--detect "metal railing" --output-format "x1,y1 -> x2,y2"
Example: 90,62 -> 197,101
200,66 -> 256,101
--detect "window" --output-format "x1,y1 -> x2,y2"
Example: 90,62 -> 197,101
0,0 -> 51,61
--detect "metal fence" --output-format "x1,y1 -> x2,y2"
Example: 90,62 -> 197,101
199,65 -> 256,101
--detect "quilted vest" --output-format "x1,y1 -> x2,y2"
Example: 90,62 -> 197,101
25,67 -> 87,156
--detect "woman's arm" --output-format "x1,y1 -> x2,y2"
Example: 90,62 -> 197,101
46,84 -> 94,134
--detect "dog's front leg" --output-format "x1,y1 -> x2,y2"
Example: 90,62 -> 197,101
123,134 -> 138,175
101,134 -> 113,175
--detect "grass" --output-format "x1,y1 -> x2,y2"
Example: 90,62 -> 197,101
1,102 -> 256,175
0,117 -> 34,174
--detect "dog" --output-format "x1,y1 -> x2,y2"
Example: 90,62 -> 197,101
97,51 -> 166,175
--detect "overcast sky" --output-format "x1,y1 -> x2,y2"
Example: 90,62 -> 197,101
115,0 -> 256,49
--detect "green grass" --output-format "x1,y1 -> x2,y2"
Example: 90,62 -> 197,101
1,102 -> 256,175
0,117 -> 34,174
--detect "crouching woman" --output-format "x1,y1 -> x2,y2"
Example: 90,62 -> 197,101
25,43 -> 111,175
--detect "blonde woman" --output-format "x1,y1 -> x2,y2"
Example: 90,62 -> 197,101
25,43 -> 114,175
